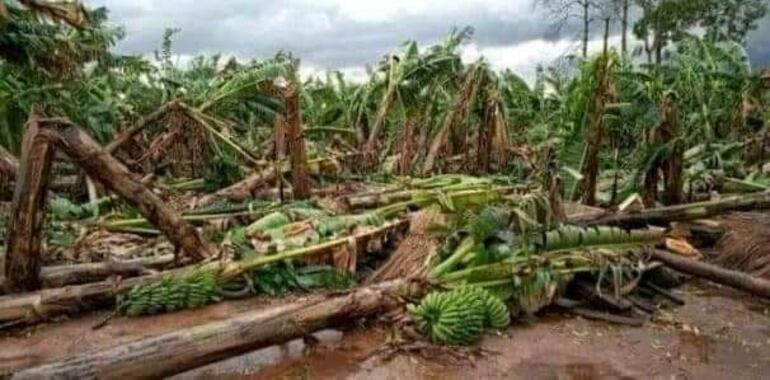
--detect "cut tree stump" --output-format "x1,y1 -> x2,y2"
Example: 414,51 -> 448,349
12,279 -> 424,379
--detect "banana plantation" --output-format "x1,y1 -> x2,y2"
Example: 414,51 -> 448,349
1,0 -> 770,378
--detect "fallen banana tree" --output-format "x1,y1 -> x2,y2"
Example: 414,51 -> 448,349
39,254 -> 176,288
569,190 -> 770,226
0,219 -> 408,325
12,278 -> 425,379
651,249 -> 770,298
3,118 -> 215,293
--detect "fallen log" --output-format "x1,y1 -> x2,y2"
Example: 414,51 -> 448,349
197,156 -> 345,207
651,249 -> 770,299
12,279 -> 423,379
3,119 -> 56,292
37,119 -> 216,262
569,190 -> 770,226
40,255 -> 176,288
0,219 -> 409,324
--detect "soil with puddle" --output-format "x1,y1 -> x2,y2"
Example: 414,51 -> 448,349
2,281 -> 769,379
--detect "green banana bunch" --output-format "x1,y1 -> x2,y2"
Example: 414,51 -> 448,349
408,286 -> 510,345
119,273 -> 221,317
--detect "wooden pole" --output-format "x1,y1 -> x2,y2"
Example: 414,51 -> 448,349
652,250 -> 770,298
2,119 -> 56,292
12,279 -> 422,379
38,119 -> 216,262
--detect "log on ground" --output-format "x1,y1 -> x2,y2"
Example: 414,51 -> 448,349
12,279 -> 423,379
651,249 -> 770,299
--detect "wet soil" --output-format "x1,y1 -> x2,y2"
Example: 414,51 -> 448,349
186,281 -> 770,379
2,281 -> 769,379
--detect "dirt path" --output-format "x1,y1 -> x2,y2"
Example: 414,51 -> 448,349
184,282 -> 770,379
2,282 -> 769,379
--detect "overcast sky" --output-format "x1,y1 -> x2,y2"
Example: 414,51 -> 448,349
91,0 -> 770,83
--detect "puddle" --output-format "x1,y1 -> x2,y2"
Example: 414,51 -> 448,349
173,328 -> 384,379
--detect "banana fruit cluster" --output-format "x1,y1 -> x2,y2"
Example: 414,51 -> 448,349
408,286 -> 510,345
119,273 -> 221,317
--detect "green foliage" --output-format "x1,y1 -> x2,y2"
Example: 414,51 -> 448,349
203,152 -> 243,191
250,263 -> 354,296
48,197 -> 92,221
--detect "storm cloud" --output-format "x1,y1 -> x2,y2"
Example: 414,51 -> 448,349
91,0 -> 770,82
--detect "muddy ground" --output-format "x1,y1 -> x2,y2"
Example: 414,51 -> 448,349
2,280 -> 768,379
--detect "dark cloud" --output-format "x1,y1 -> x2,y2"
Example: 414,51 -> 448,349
90,0 -> 769,72
92,0 -> 554,68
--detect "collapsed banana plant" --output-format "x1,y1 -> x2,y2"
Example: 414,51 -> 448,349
406,197 -> 664,344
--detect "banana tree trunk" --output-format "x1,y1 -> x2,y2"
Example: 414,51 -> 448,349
396,118 -> 418,176
12,279 -> 423,379
39,254 -> 176,288
2,119 -> 55,293
423,66 -> 482,175
652,250 -> 770,298
661,94 -> 683,205
362,80 -> 397,168
283,84 -> 310,199
569,190 -> 770,226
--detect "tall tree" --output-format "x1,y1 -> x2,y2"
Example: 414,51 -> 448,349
634,0 -> 768,65
535,0 -> 600,58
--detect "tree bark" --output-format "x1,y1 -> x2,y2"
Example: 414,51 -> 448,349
11,279 -> 423,379
38,119 -> 216,262
2,119 -> 55,293
652,250 -> 770,299
283,84 -> 310,200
